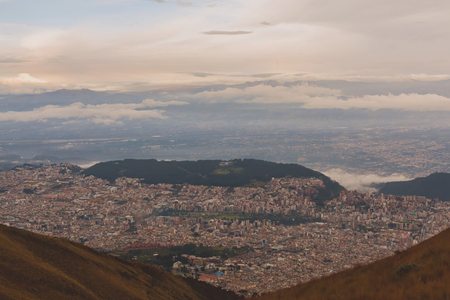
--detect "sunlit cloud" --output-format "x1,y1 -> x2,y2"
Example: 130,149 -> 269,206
195,83 -> 341,103
194,83 -> 450,111
0,99 -> 187,124
0,0 -> 449,92
0,73 -> 47,84
0,73 -> 52,94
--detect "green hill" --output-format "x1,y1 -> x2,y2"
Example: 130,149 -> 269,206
83,159 -> 344,202
0,224 -> 241,300
254,228 -> 450,300
379,172 -> 450,201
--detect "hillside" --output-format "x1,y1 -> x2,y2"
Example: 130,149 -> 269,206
83,159 -> 344,202
255,228 -> 450,300
379,172 -> 450,201
0,225 -> 241,300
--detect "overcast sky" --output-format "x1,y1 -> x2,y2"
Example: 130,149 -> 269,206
1,0 -> 450,92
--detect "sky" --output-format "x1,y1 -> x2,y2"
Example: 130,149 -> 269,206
1,0 -> 450,92
1,0 -> 450,124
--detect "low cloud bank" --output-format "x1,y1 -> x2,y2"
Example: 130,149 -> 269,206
195,83 -> 450,111
0,99 -> 187,125
323,168 -> 411,192
303,93 -> 450,111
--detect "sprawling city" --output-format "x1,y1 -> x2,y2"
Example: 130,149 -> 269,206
1,163 -> 448,296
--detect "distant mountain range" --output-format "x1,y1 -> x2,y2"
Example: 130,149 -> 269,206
255,228 -> 450,300
83,159 -> 344,203
379,172 -> 450,201
0,224 -> 240,300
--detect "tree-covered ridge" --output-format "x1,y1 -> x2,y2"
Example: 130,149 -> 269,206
379,172 -> 450,201
83,159 -> 344,202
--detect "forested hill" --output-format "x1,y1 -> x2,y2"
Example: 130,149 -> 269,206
83,159 -> 344,202
379,172 -> 450,201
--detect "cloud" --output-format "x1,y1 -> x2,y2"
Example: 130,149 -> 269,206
323,168 -> 411,191
243,0 -> 450,37
194,82 -> 450,111
303,93 -> 450,111
1,0 -> 450,91
0,73 -> 51,94
408,74 -> 450,81
150,0 -> 192,5
0,57 -> 27,64
203,30 -> 253,35
0,99 -> 187,124
195,83 -> 341,103
0,73 -> 47,84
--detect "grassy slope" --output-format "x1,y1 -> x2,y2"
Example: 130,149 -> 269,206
0,225 -> 240,300
255,228 -> 450,300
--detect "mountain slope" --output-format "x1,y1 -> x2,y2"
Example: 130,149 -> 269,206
83,159 -> 344,202
255,228 -> 450,300
0,225 -> 240,300
379,172 -> 450,201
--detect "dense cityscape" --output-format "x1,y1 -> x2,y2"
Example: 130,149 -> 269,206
0,164 -> 448,295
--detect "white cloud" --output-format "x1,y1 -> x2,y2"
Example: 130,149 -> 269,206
195,83 -> 450,111
323,168 -> 411,192
303,93 -> 450,111
0,73 -> 47,84
0,73 -> 51,94
0,99 -> 187,124
196,83 -> 341,104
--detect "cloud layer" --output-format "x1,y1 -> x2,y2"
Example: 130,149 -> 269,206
324,168 -> 411,191
194,83 -> 450,111
0,99 -> 186,124
1,0 -> 450,91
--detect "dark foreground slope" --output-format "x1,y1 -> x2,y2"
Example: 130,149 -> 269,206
0,225 -> 240,300
379,172 -> 450,201
255,228 -> 450,300
84,159 -> 344,202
